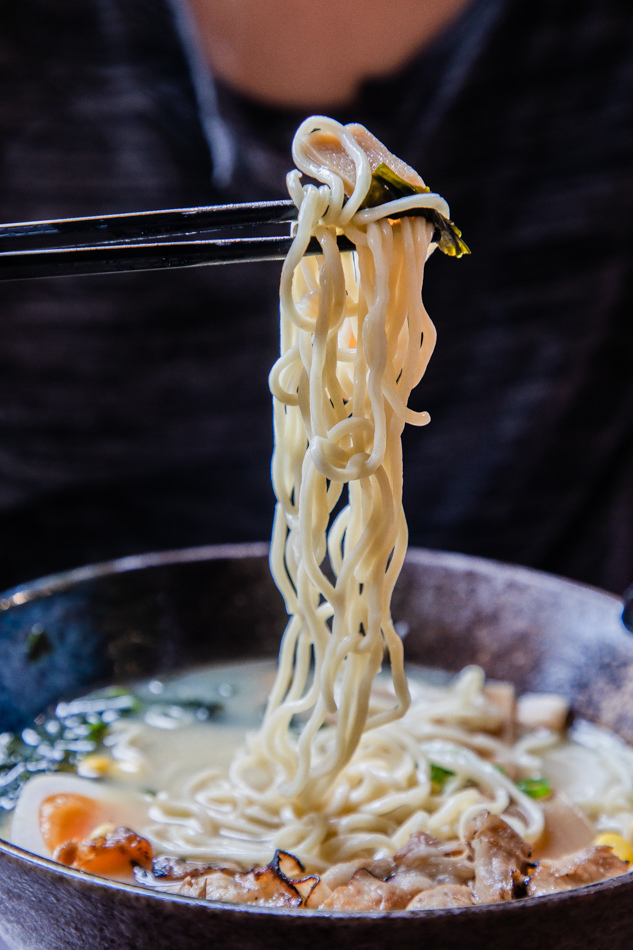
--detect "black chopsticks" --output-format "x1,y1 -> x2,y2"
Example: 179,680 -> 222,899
0,199 -> 354,281
0,236 -> 360,281
0,196 -> 467,280
0,200 -> 298,249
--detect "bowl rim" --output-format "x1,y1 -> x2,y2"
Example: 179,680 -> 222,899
0,542 -> 624,609
0,542 -> 271,609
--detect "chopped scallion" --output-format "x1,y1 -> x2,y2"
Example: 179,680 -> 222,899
516,776 -> 551,799
430,763 -> 456,788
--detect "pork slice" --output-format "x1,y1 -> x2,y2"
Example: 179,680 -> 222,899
150,855 -> 199,881
406,883 -> 474,910
319,869 -> 411,911
527,845 -> 629,897
387,868 -> 435,899
394,831 -> 447,866
466,812 -> 533,903
394,831 -> 474,884
178,870 -> 245,902
516,693 -> 569,732
483,681 -> 516,743
270,850 -> 320,905
533,792 -> 596,860
233,863 -> 304,907
320,857 -> 395,891
302,125 -> 425,197
178,863 -> 304,907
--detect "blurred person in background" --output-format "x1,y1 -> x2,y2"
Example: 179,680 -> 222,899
0,0 -> 631,592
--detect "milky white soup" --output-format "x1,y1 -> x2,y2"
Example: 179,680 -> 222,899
2,660 -> 632,909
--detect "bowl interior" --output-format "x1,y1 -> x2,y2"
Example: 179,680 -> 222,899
0,544 -> 631,950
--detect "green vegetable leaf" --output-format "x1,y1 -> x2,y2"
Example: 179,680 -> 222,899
360,164 -> 470,259
26,625 -> 52,663
0,684 -> 225,812
361,163 -> 431,207
430,763 -> 456,789
86,721 -> 108,742
516,776 -> 551,799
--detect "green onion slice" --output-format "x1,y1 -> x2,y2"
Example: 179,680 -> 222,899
430,763 -> 456,788
516,776 -> 551,799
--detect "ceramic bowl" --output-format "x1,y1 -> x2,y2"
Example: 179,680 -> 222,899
0,544 -> 631,950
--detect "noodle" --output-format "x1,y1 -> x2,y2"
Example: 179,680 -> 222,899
265,116 -> 438,803
146,666 -> 549,871
142,117 -> 547,870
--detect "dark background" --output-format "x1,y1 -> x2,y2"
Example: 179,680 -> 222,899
0,0 -> 632,593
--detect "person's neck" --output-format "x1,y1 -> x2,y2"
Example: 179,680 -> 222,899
184,0 -> 475,109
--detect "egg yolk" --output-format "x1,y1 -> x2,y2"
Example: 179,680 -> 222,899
39,793 -> 103,851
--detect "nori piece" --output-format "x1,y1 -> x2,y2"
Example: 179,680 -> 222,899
360,163 -> 471,258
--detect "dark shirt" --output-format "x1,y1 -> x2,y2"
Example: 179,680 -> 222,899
0,0 -> 632,592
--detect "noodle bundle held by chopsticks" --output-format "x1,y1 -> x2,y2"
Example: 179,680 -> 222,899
266,117 -> 449,803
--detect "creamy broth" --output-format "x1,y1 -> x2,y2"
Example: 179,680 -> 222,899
5,661 -> 633,882
3,660 -> 278,859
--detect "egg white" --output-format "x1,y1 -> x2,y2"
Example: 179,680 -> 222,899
7,773 -> 150,859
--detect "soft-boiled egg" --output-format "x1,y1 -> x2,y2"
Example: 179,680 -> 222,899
7,773 -> 150,860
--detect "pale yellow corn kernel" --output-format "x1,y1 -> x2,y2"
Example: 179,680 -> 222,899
76,754 -> 111,778
595,832 -> 633,864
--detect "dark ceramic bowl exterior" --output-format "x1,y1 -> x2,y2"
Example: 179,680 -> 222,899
0,544 -> 631,949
